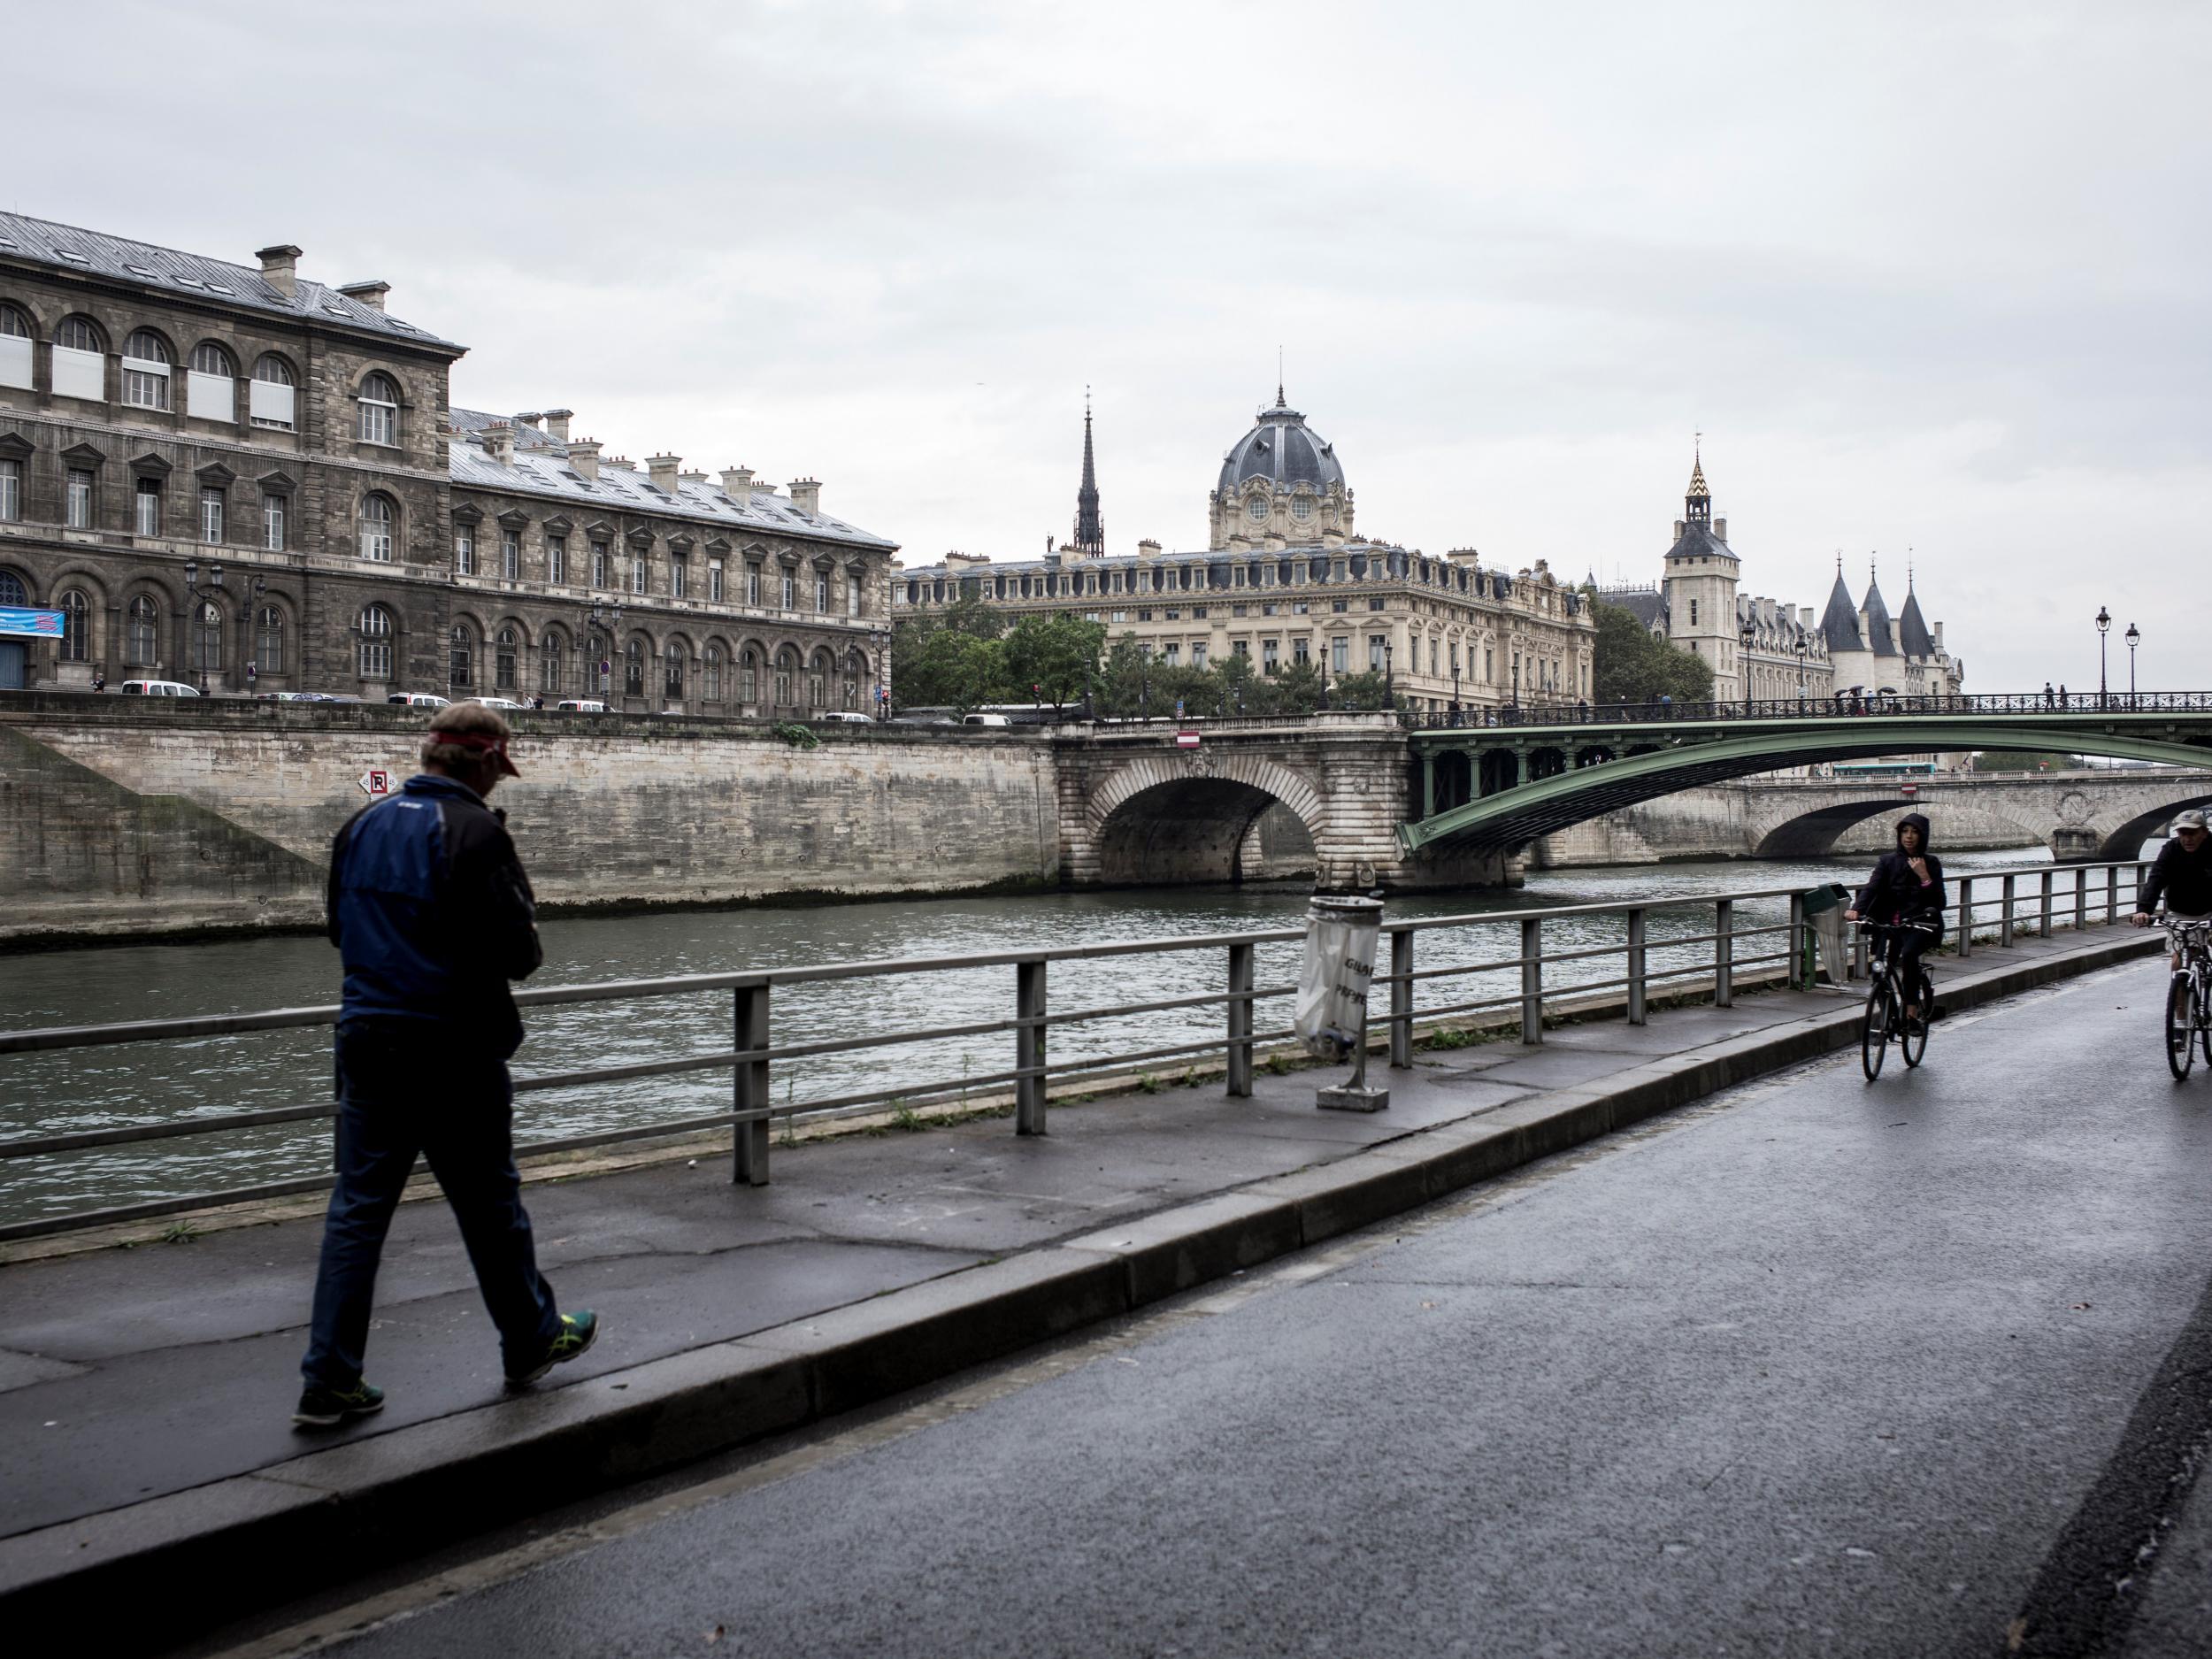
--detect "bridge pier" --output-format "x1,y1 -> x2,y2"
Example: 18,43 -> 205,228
2049,826 -> 2100,862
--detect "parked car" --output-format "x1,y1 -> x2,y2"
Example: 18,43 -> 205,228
554,698 -> 610,713
888,714 -> 956,727
465,696 -> 527,710
962,712 -> 1012,727
257,690 -> 349,703
119,679 -> 200,697
387,692 -> 451,709
817,710 -> 873,726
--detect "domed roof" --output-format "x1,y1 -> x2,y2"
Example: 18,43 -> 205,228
1217,392 -> 1346,496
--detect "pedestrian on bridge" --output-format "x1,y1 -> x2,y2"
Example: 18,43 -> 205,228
295,703 -> 599,1429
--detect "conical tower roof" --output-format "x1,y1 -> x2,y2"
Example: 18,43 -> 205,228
1861,565 -> 1899,657
1818,565 -> 1863,654
1898,575 -> 1936,657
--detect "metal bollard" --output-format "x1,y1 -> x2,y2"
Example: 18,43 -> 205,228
1957,878 -> 1973,959
1226,941 -> 1255,1097
1714,898 -> 1733,1008
2039,871 -> 2055,939
1789,892 -> 1809,987
2074,867 -> 2087,933
2001,874 -> 2016,948
1626,907 -> 1647,1025
733,980 -> 772,1187
1519,915 -> 1544,1044
1016,956 -> 1048,1135
1389,929 -> 1415,1069
2107,864 -> 2120,924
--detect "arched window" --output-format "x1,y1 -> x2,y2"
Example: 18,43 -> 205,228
495,626 -> 518,689
255,605 -> 284,676
59,589 -> 91,663
358,494 -> 395,562
843,649 -> 863,710
0,570 -> 25,605
846,569 -> 864,618
120,329 -> 173,410
188,342 -> 238,423
250,354 -> 297,430
774,647 -> 796,706
124,595 -> 158,667
357,605 -> 393,679
664,641 -> 685,699
449,624 -> 473,688
0,304 -> 30,393
807,649 -> 829,709
703,645 -> 724,702
540,629 -> 565,695
624,638 -> 645,696
190,601 -> 223,673
357,372 -> 400,445
741,648 -> 758,703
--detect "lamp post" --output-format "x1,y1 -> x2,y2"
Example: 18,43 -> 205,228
1794,628 -> 1809,707
2125,622 -> 2139,708
1383,641 -> 1394,710
1739,619 -> 1756,714
2096,605 -> 2111,710
180,558 -> 227,693
1510,657 -> 1520,717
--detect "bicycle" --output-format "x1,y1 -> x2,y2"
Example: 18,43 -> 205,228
2163,919 -> 2212,1081
1860,919 -> 1938,1080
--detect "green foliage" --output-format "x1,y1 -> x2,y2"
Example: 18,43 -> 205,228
1329,671 -> 1392,712
1970,749 -> 2087,772
1136,1074 -> 1160,1094
889,594 -> 1009,713
159,1220 -> 202,1245
1002,613 -> 1108,711
771,721 -> 819,749
888,1103 -> 926,1133
1424,1026 -> 1475,1050
1589,597 -> 1715,705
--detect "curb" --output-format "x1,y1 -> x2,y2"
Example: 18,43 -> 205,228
0,930 -> 2163,1644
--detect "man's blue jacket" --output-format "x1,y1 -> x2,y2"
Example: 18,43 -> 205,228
326,773 -> 542,1059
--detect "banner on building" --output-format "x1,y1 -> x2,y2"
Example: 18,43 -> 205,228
0,607 -> 64,640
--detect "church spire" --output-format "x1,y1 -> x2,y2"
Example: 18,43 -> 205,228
1685,435 -> 1711,526
1071,390 -> 1103,555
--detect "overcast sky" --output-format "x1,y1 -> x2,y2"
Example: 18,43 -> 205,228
20,1 -> 2210,690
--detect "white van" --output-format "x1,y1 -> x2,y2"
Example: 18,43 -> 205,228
386,692 -> 451,709
962,712 -> 1012,727
554,699 -> 610,713
119,680 -> 200,697
818,710 -> 873,725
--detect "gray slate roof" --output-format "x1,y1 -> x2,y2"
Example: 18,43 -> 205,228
449,408 -> 895,551
1897,586 -> 1936,657
903,541 -> 1410,578
0,211 -> 462,350
1860,573 -> 1899,657
1599,588 -> 1670,630
1663,523 -> 1734,564
1216,401 -> 1348,495
1818,572 -> 1864,655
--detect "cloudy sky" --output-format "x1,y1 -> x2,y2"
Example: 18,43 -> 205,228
20,1 -> 2209,690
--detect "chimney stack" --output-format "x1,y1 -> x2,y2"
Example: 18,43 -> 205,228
483,423 -> 515,466
646,454 -> 681,495
719,466 -> 754,495
788,478 -> 821,516
567,439 -> 601,481
255,244 -> 303,299
542,408 -> 572,443
1136,538 -> 1160,560
337,280 -> 390,312
1713,517 -> 1728,542
679,471 -> 709,490
515,411 -> 544,431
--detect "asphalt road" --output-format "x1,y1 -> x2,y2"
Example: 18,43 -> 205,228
288,957 -> 2212,1659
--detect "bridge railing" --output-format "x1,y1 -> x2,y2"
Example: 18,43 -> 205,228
0,856 -> 2160,1242
1400,690 -> 2212,732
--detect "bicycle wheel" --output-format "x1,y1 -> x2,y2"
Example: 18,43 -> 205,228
1901,974 -> 1930,1070
1863,979 -> 1891,1080
2168,975 -> 2197,1081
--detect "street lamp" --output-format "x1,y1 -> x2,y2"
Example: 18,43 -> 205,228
2096,605 -> 2111,710
1739,618 -> 1756,713
180,559 -> 228,692
1382,641 -> 1394,710
1793,627 -> 1809,707
2125,622 -> 2140,707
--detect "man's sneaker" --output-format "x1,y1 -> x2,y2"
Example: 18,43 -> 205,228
293,1379 -> 385,1429
506,1310 -> 599,1387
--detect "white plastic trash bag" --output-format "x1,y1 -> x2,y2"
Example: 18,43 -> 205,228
1295,895 -> 1383,1056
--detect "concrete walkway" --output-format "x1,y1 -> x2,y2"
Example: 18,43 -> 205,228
0,924 -> 2162,1643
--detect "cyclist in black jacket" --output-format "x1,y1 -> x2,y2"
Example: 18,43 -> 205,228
1846,811 -> 1946,1029
2131,808 -> 2211,968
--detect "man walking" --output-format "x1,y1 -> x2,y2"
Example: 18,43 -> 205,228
296,703 -> 596,1427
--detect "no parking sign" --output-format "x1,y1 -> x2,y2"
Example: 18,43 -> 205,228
357,768 -> 393,799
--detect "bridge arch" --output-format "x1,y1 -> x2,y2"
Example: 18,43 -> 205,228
1087,753 -> 1325,885
1753,797 -> 2039,859
2092,789 -> 2212,861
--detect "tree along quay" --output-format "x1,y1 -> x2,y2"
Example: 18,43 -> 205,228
0,846 -> 2152,1234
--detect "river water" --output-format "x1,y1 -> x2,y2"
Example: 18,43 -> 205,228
0,843 -> 2125,1228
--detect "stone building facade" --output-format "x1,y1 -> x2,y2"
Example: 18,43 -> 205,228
895,392 -> 1596,714
0,211 -> 899,711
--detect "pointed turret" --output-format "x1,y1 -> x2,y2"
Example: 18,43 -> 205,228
1070,395 -> 1103,556
1861,560 -> 1899,657
1897,572 -> 1936,658
1819,559 -> 1864,656
1685,446 -> 1711,527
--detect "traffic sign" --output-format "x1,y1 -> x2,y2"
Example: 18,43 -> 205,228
1176,729 -> 1202,749
357,769 -> 393,798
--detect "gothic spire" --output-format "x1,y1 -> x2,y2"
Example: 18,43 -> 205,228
1685,436 -> 1711,526
1071,390 -> 1103,555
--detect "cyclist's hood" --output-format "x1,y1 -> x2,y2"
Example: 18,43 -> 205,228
1895,812 -> 1932,852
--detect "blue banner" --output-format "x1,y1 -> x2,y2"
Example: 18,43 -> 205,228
0,607 -> 64,639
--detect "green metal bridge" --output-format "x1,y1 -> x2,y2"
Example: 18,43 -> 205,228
1399,694 -> 2212,854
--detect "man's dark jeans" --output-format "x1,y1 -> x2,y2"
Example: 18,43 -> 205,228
301,1026 -> 561,1387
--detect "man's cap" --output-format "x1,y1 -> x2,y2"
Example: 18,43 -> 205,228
438,727 -> 521,778
2174,809 -> 2208,832
425,704 -> 521,778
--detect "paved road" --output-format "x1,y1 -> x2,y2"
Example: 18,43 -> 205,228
279,958 -> 2212,1658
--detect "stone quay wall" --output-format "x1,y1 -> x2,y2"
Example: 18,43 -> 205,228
0,695 -> 1060,944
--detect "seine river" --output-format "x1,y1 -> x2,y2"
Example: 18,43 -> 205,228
0,843 -> 2121,1228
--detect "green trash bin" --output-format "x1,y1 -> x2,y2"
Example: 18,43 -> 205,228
1799,883 -> 1854,986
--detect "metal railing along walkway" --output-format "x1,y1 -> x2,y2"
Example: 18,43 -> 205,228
0,858 -> 2156,1243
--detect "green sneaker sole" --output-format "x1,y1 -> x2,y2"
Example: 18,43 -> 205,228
506,1313 -> 599,1387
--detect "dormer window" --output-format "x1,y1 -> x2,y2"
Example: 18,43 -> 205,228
120,330 -> 172,411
